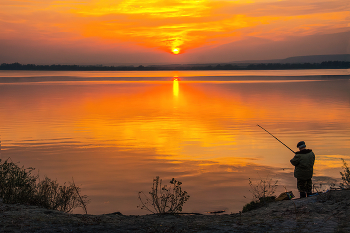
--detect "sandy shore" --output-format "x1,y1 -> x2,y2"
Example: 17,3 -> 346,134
1,190 -> 349,232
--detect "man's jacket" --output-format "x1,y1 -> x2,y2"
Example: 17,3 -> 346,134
290,149 -> 315,180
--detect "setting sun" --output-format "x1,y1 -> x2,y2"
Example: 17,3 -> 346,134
172,48 -> 180,55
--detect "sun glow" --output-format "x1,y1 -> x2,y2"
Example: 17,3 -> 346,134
172,48 -> 180,54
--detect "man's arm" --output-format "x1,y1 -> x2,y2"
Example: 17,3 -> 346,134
290,154 -> 300,166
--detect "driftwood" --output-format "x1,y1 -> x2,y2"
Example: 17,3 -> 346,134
205,210 -> 226,215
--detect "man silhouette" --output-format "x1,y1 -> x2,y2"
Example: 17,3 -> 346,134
290,141 -> 315,198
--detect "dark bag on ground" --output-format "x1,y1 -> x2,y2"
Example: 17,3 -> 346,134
275,191 -> 295,201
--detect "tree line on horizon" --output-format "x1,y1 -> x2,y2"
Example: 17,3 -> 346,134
1,61 -> 349,71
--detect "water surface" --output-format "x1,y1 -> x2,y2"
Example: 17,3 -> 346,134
1,70 -> 349,214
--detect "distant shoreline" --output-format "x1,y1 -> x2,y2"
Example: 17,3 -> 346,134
1,61 -> 349,71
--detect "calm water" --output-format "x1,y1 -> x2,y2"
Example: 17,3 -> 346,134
1,70 -> 350,215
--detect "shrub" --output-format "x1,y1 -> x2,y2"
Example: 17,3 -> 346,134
35,177 -> 88,213
0,159 -> 88,213
248,177 -> 278,200
242,176 -> 278,213
340,158 -> 350,189
138,176 -> 190,214
0,159 -> 37,204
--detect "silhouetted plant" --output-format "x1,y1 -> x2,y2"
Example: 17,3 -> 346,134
248,176 -> 278,200
242,176 -> 278,212
340,158 -> 350,189
35,177 -> 89,213
0,158 -> 37,204
0,159 -> 89,213
138,176 -> 190,214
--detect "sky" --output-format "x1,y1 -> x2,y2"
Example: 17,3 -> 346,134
0,0 -> 349,64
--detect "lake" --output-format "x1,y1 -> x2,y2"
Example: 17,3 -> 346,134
1,69 -> 349,215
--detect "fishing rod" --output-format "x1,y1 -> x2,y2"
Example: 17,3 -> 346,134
257,124 -> 295,153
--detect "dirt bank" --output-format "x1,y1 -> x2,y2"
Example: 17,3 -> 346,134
1,190 -> 349,232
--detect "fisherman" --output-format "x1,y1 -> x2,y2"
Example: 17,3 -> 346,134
290,141 -> 315,198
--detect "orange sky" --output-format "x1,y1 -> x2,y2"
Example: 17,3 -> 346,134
0,0 -> 349,63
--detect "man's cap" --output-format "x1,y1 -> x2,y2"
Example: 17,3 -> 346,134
297,141 -> 306,148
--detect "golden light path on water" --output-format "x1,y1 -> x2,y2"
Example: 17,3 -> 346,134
0,70 -> 349,214
173,78 -> 179,97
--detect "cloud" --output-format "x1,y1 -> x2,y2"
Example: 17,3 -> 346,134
216,0 -> 349,17
75,0 -> 210,17
181,30 -> 350,62
0,0 -> 349,63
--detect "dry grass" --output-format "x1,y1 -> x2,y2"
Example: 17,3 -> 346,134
0,158 -> 89,213
138,176 -> 190,214
340,158 -> 350,189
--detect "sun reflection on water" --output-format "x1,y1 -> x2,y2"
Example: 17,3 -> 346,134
173,77 -> 179,97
